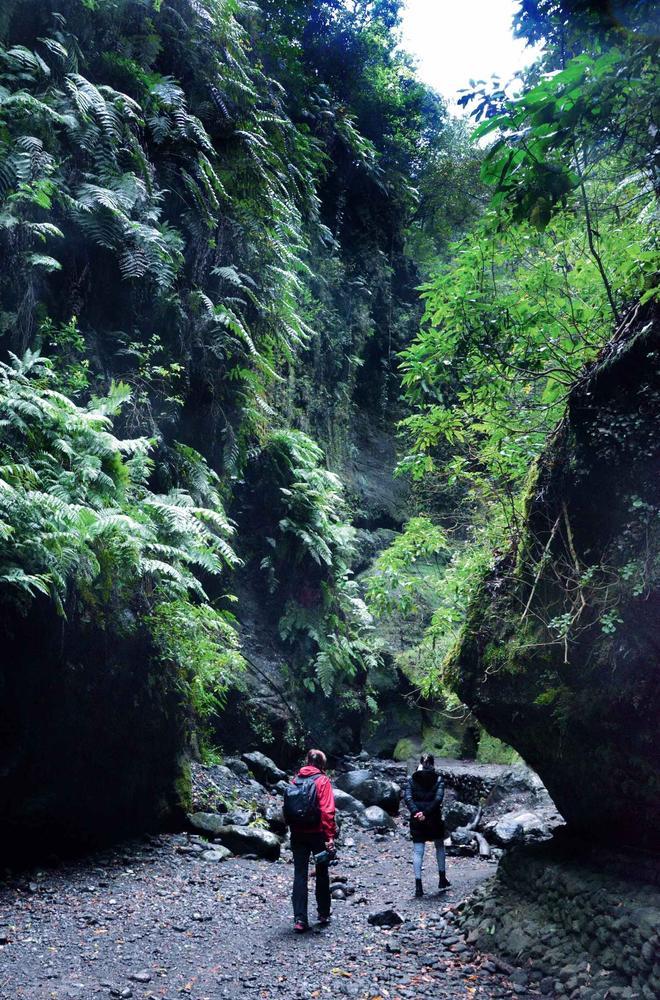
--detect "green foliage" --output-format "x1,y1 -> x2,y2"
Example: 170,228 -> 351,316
421,726 -> 461,759
467,4 -> 658,232
0,0 -> 485,756
392,736 -> 420,762
40,317 -> 90,395
0,350 -> 237,612
0,349 -> 245,745
476,733 -> 520,765
393,0 -> 658,704
148,599 -> 245,720
365,515 -> 449,619
199,744 -> 224,768
400,206 -> 656,515
258,430 -> 351,588
247,428 -> 381,696
0,0 -> 466,476
0,0 -> 323,451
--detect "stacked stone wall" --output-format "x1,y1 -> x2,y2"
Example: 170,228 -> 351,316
454,845 -> 660,999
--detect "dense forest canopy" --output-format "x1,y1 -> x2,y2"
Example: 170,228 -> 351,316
0,0 -> 657,765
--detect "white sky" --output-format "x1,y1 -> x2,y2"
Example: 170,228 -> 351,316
399,0 -> 542,111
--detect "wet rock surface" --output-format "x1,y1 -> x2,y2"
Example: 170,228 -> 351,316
212,824 -> 281,860
242,751 -> 287,786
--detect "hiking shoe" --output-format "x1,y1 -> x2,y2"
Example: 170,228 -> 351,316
293,921 -> 308,933
415,878 -> 424,898
318,914 -> 331,927
438,874 -> 451,892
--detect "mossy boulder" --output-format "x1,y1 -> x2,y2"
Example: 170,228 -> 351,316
450,306 -> 660,850
393,736 -> 422,761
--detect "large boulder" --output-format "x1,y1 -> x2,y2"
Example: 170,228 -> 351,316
224,757 -> 250,779
201,846 -> 231,862
487,811 -> 552,847
334,769 -> 372,795
188,812 -> 226,836
444,800 -> 477,833
334,770 -> 401,815
486,765 -> 546,805
264,800 -> 287,835
333,789 -> 366,816
450,307 -> 660,851
359,805 -> 396,831
241,751 -> 286,786
212,824 -> 281,860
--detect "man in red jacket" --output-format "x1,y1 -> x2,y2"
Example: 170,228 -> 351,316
287,748 -> 336,932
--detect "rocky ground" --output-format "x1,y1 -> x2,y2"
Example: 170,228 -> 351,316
0,818 -> 532,1000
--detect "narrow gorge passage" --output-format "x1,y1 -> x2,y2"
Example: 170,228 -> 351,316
1,823 -> 515,1000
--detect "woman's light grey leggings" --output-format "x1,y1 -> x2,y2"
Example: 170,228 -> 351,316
413,840 -> 445,879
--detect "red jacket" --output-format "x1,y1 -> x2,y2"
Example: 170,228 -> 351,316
289,765 -> 336,841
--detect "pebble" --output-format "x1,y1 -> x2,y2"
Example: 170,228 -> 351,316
0,801 -> 597,1000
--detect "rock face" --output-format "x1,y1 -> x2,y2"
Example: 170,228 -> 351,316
0,596 -> 189,856
450,308 -> 660,850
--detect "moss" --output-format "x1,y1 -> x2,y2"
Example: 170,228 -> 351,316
513,457 -> 544,574
441,633 -> 464,690
421,726 -> 462,758
393,736 -> 422,761
476,733 -> 521,765
482,642 -> 508,671
174,757 -> 193,815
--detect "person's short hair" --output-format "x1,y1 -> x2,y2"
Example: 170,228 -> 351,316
307,748 -> 327,770
420,753 -> 435,768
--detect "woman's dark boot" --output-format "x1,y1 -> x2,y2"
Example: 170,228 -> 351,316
415,878 -> 424,898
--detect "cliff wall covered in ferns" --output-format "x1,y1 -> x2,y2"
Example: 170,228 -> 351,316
0,0 -> 479,846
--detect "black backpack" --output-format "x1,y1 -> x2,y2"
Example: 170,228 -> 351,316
283,773 -> 323,827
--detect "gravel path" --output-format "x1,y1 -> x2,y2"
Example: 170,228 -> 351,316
0,822 -> 527,1000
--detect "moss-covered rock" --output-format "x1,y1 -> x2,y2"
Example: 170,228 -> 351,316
450,305 -> 660,850
393,736 -> 423,761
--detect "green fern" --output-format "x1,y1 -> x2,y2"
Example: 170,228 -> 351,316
0,353 -> 238,611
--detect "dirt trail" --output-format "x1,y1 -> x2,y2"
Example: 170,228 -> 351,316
0,821 -> 524,1000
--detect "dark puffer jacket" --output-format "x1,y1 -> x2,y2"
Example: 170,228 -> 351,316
404,767 -> 445,843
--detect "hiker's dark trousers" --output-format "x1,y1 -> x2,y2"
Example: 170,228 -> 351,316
291,831 -> 330,925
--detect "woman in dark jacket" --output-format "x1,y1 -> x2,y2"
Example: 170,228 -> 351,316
403,753 -> 451,897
